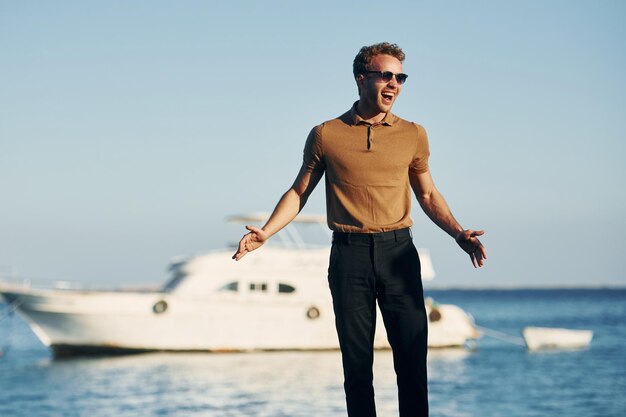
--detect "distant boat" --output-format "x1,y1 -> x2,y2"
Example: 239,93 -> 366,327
522,326 -> 593,351
0,214 -> 480,356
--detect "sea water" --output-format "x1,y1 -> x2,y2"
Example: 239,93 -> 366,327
1,289 -> 624,417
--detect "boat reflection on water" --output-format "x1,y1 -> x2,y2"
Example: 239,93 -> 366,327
22,349 -> 474,417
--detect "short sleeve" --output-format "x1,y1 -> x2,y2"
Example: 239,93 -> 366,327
302,125 -> 325,173
409,123 -> 430,174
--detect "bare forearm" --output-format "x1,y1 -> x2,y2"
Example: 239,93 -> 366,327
232,167 -> 321,261
261,188 -> 308,238
410,170 -> 486,267
417,188 -> 463,239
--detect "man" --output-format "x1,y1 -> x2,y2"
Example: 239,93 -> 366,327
233,42 -> 486,417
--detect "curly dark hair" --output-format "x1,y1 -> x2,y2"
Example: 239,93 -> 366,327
353,42 -> 406,78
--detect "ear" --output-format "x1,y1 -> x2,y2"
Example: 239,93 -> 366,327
355,74 -> 365,89
355,75 -> 364,96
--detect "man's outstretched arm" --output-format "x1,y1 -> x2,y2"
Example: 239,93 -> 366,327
232,166 -> 324,261
410,169 -> 487,268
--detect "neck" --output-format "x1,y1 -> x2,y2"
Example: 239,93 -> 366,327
356,101 -> 386,124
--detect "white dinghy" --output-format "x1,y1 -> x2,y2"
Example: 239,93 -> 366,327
522,326 -> 593,351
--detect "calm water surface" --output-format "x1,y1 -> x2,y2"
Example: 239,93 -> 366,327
1,289 -> 625,417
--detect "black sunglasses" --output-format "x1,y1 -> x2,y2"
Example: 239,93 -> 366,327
363,70 -> 408,85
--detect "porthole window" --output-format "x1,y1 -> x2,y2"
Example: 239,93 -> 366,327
153,300 -> 168,314
429,308 -> 442,322
278,283 -> 296,294
306,306 -> 320,319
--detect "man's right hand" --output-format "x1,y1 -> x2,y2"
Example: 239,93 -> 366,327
232,225 -> 269,261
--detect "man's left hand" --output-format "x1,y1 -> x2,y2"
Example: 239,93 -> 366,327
455,230 -> 487,268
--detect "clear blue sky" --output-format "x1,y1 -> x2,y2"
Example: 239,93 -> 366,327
1,0 -> 625,288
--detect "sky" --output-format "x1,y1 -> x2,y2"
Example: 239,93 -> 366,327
1,0 -> 625,288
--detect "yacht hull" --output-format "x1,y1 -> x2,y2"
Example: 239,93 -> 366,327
1,246 -> 479,356
1,286 -> 478,356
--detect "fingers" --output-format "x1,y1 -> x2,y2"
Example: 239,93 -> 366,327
469,252 -> 478,268
232,232 -> 252,260
474,244 -> 486,267
476,250 -> 485,267
456,229 -> 485,244
469,249 -> 485,268
458,229 -> 487,268
461,229 -> 484,241
463,232 -> 486,268
461,229 -> 485,238
232,248 -> 248,261
232,241 -> 247,260
232,237 -> 249,260
232,226 -> 267,261
245,225 -> 267,244
245,225 -> 263,235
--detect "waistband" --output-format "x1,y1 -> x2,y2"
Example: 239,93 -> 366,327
332,227 -> 412,243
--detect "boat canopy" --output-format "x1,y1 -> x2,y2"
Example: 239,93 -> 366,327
228,213 -> 327,225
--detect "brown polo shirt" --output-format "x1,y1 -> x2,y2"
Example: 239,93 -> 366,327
303,102 -> 430,233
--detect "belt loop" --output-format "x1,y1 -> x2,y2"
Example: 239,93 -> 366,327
409,228 -> 413,239
347,233 -> 351,245
394,229 -> 398,242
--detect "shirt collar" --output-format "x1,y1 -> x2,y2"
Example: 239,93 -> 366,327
346,101 -> 397,126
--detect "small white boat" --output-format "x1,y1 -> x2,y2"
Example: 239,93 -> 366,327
0,214 -> 480,356
522,326 -> 593,351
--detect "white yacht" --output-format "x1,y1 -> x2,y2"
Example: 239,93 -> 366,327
0,214 -> 480,356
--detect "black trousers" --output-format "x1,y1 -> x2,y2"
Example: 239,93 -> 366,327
328,228 -> 429,417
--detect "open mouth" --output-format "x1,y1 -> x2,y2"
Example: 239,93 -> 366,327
381,92 -> 394,104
